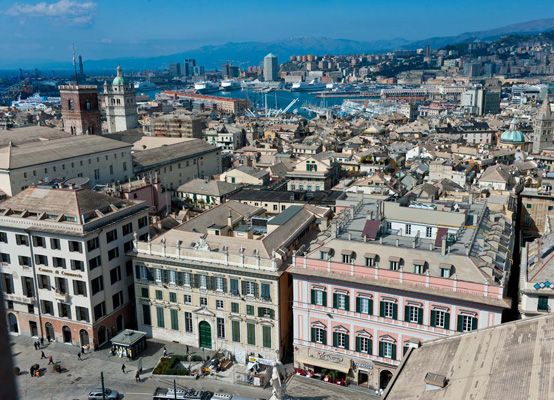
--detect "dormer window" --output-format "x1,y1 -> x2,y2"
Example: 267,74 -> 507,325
440,263 -> 453,278
413,260 -> 426,274
341,250 -> 355,263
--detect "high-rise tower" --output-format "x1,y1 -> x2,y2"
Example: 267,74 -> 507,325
533,95 -> 553,154
103,65 -> 138,133
263,53 -> 279,82
58,84 -> 101,135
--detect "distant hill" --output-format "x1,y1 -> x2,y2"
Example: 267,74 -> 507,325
31,17 -> 554,71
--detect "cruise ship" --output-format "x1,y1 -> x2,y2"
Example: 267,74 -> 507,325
11,93 -> 60,111
194,81 -> 220,94
291,80 -> 327,92
134,80 -> 157,90
220,79 -> 241,91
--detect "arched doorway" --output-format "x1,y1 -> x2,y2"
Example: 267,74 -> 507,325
116,315 -> 124,332
45,322 -> 55,341
62,326 -> 72,343
198,321 -> 212,349
380,369 -> 393,389
7,313 -> 18,333
97,325 -> 106,345
79,330 -> 90,347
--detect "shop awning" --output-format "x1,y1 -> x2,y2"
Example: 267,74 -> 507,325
295,354 -> 351,373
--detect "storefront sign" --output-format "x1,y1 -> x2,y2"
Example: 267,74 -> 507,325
248,356 -> 275,366
309,351 -> 344,364
353,361 -> 373,370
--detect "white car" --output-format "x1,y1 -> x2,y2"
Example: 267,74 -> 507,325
87,388 -> 120,400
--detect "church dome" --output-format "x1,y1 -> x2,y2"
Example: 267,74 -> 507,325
500,118 -> 525,144
112,65 -> 125,86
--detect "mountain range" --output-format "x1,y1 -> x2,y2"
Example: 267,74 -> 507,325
31,17 -> 554,71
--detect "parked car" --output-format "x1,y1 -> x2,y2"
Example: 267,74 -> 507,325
88,388 -> 120,400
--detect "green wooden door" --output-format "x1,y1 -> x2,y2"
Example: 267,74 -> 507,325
199,321 -> 212,349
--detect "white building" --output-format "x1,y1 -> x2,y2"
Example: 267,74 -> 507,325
0,135 -> 133,197
263,53 -> 279,82
103,66 -> 138,133
0,186 -> 149,349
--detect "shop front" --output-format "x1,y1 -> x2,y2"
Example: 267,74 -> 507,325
294,347 -> 352,386
110,329 -> 147,360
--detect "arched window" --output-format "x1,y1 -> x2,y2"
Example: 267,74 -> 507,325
85,99 -> 92,111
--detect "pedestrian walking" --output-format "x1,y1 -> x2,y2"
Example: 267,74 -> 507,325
163,346 -> 168,357
121,364 -> 126,374
77,351 -> 82,361
40,351 -> 46,359
48,355 -> 54,365
33,342 -> 37,351
135,370 -> 140,382
40,337 -> 44,347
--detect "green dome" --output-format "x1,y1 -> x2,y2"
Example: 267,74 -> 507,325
500,118 -> 525,143
112,65 -> 125,86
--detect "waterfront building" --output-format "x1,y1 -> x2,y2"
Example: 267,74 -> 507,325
263,53 -> 279,82
0,135 -> 133,197
0,186 -> 149,349
132,201 -> 330,363
103,66 -> 139,134
58,84 -> 101,135
289,194 -> 513,389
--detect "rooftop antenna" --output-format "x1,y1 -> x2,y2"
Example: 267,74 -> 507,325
72,43 -> 79,84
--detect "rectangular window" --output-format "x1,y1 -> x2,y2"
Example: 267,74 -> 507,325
141,287 -> 149,298
110,266 -> 121,284
334,332 -> 349,349
184,294 -> 192,304
122,223 -> 133,236
217,318 -> 225,339
414,264 -> 424,274
244,281 -> 256,296
258,307 -> 274,319
311,328 -> 326,344
231,302 -> 239,313
89,255 -> 101,270
215,276 -> 224,291
16,234 -> 29,246
0,253 -> 10,264
68,241 -> 82,253
356,297 -> 372,314
112,291 -> 124,309
261,283 -> 271,300
142,304 -> 151,325
0,232 -> 7,243
390,261 -> 399,271
106,229 -> 118,243
538,296 -> 549,311
170,309 -> 179,330
230,279 -> 239,295
216,300 -> 224,310
200,297 -> 207,306
41,300 -> 54,315
18,256 -> 31,267
199,274 -> 207,289
155,290 -> 163,300
232,320 -> 240,342
169,292 -> 177,303
405,305 -> 422,324
440,268 -> 451,278
458,315 -> 477,332
32,236 -> 46,248
342,254 -> 351,263
73,280 -> 87,296
381,342 -> 395,359
156,307 -> 165,328
91,276 -> 104,295
380,300 -> 397,319
183,272 -> 191,287
311,289 -> 327,306
425,226 -> 432,238
365,257 -> 376,267
247,323 -> 255,345
184,312 -> 193,333
357,336 -> 371,354
138,216 -> 148,229
52,257 -> 66,269
431,310 -> 449,329
70,260 -> 84,271
34,254 -> 48,266
405,224 -> 411,235
262,326 -> 271,348
124,240 -> 134,253
76,306 -> 89,322
87,237 -> 100,252
333,293 -> 349,311
108,247 -> 119,261
246,305 -> 254,315
93,302 -> 106,320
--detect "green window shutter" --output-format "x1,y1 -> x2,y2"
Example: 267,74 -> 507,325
344,334 -> 349,350
392,303 -> 398,320
333,332 -> 338,348
322,330 -> 327,345
391,344 -> 397,360
241,280 -> 247,296
380,301 -> 385,317
368,339 -> 372,355
263,326 -> 271,348
311,289 -> 316,305
232,320 -> 240,342
322,292 -> 327,307
368,299 -> 373,315
170,309 -> 178,330
253,283 -> 259,298
471,317 -> 478,331
356,297 -> 361,313
430,310 -> 436,327
457,315 -> 463,332
404,305 -> 410,322
247,323 -> 255,345
379,342 -> 384,357
311,327 -> 316,343
444,312 -> 450,330
333,293 -> 338,309
344,295 -> 350,311
156,307 -> 164,328
356,336 -> 361,352
418,308 -> 423,325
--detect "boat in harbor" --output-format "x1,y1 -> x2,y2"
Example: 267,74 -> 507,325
194,81 -> 220,94
291,80 -> 327,92
220,79 -> 241,91
11,93 -> 60,110
134,80 -> 157,90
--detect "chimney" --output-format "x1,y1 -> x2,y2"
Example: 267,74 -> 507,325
227,210 -> 233,228
441,237 -> 447,256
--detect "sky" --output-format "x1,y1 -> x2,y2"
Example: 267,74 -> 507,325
0,0 -> 552,65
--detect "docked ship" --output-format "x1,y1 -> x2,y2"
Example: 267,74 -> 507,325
291,80 -> 327,92
194,81 -> 220,94
220,79 -> 241,91
11,93 -> 60,111
134,80 -> 157,90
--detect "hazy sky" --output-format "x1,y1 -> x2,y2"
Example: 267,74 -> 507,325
0,0 -> 552,64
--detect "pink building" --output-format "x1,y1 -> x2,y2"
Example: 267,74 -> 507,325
104,178 -> 170,216
289,195 -> 514,390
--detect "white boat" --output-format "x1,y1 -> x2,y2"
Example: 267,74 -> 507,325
291,80 -> 327,92
220,79 -> 241,91
194,81 -> 220,94
11,93 -> 59,110
134,80 -> 156,90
